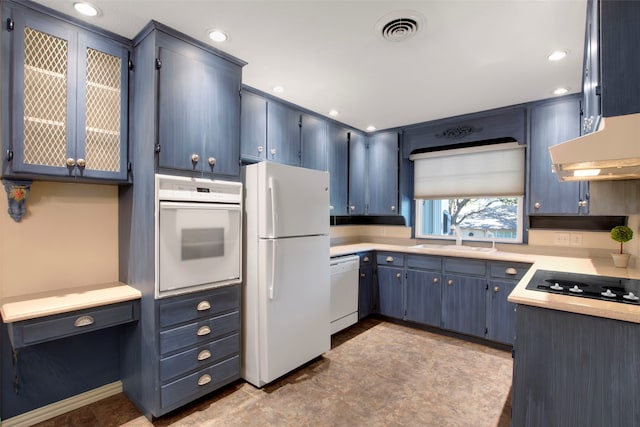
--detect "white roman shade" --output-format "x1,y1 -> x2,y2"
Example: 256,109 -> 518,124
409,142 -> 525,198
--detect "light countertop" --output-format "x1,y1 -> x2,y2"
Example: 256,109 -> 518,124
1,282 -> 142,323
331,242 -> 640,324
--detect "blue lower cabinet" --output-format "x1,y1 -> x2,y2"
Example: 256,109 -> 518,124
442,274 -> 487,338
487,280 -> 517,344
376,266 -> 404,319
405,269 -> 442,327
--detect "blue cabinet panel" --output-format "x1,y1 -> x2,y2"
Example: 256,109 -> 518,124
159,311 -> 240,355
367,131 -> 399,215
240,90 -> 267,162
376,266 -> 404,319
486,280 -> 517,344
327,123 -> 349,215
301,113 -> 327,171
159,285 -> 240,328
348,131 -> 367,215
406,269 -> 442,327
442,274 -> 486,337
267,102 -> 300,166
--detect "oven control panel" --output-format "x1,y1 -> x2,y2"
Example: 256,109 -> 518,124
156,174 -> 242,204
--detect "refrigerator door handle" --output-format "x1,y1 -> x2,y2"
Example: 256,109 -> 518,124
269,240 -> 276,300
268,176 -> 276,238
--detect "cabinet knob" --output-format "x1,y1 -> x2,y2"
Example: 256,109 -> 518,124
270,148 -> 277,157
447,279 -> 454,286
208,157 -> 216,167
257,145 -> 264,153
386,256 -> 394,263
76,158 -> 86,168
197,325 -> 211,336
578,200 -> 588,207
197,349 -> 212,361
197,301 -> 211,311
66,158 -> 76,167
360,273 -> 366,277
330,205 -> 334,210
198,374 -> 212,386
396,273 -> 401,279
350,205 -> 355,211
534,202 -> 541,209
494,286 -> 500,293
391,205 -> 396,212
433,277 -> 439,284
191,154 -> 200,164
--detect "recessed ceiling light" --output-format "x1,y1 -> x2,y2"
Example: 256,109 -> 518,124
328,110 -> 339,117
73,2 -> 100,17
272,85 -> 285,93
553,87 -> 569,95
548,50 -> 568,61
207,29 -> 228,43
366,125 -> 376,132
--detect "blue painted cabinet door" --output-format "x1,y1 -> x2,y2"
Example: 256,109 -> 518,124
582,0 -> 600,133
266,102 -> 300,166
529,97 -> 586,215
157,43 -> 241,176
348,131 -> 367,215
376,266 -> 404,319
327,123 -> 348,215
486,280 -> 517,345
358,263 -> 374,319
240,91 -> 267,162
301,113 -> 327,171
367,131 -> 399,215
405,269 -> 442,327
7,9 -> 128,180
442,274 -> 486,337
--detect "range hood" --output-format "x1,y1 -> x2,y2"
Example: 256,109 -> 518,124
549,112 -> 640,181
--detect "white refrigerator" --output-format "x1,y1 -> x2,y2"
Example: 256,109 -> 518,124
242,162 -> 331,387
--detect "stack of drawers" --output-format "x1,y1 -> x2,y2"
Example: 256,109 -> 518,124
158,285 -> 241,410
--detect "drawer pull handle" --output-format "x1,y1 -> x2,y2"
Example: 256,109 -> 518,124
363,256 -> 369,262
197,350 -> 212,361
198,374 -> 212,386
386,256 -> 394,263
74,315 -> 94,327
197,326 -> 211,336
197,301 -> 211,311
360,273 -> 366,277
505,267 -> 518,276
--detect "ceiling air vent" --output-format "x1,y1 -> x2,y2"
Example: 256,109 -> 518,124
376,11 -> 424,42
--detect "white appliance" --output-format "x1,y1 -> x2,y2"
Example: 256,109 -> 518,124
155,174 -> 242,298
242,162 -> 330,387
330,255 -> 360,334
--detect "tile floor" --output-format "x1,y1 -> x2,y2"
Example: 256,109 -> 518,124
34,318 -> 513,426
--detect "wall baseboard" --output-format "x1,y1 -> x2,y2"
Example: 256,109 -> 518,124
1,381 -> 122,427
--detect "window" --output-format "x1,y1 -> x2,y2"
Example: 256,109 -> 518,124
414,197 -> 523,242
410,142 -> 525,243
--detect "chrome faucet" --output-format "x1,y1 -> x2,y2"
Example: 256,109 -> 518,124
451,225 -> 462,246
487,231 -> 496,251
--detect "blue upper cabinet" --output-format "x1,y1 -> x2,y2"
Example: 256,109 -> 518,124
300,113 -> 327,171
367,131 -> 399,215
156,33 -> 242,177
582,0 -> 640,131
348,130 -> 367,215
2,4 -> 130,181
266,102 -> 301,166
240,90 -> 267,162
529,96 -> 586,215
327,123 -> 348,215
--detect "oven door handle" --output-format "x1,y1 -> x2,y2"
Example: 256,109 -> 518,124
159,201 -> 241,211
268,177 -> 276,238
268,240 -> 276,300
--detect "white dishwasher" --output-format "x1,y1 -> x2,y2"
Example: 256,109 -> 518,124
330,255 -> 360,334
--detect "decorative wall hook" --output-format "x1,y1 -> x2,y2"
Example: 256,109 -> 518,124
3,179 -> 32,222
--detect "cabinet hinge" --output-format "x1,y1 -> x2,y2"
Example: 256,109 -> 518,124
6,18 -> 14,32
155,58 -> 162,70
155,144 -> 161,153
5,149 -> 13,161
485,327 -> 488,335
486,283 -> 489,290
127,161 -> 132,171
128,59 -> 134,71
595,85 -> 601,96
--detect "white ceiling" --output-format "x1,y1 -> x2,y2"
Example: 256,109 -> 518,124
33,0 -> 587,132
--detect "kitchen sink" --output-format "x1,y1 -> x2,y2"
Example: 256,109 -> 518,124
410,244 -> 497,253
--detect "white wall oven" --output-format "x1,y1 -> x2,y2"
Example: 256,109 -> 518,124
155,174 -> 242,298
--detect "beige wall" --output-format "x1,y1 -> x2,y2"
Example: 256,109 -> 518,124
0,181 -> 119,299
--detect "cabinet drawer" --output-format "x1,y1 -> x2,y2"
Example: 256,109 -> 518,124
376,252 -> 404,267
8,301 -> 138,348
489,262 -> 532,281
161,354 -> 240,409
359,252 -> 373,266
444,258 -> 486,276
159,285 -> 240,329
160,333 -> 239,382
406,254 -> 442,271
160,311 -> 239,355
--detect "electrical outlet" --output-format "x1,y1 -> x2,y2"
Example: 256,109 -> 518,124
553,232 -> 571,246
570,233 -> 583,247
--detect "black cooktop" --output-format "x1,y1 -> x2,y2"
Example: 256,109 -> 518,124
526,269 -> 640,305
